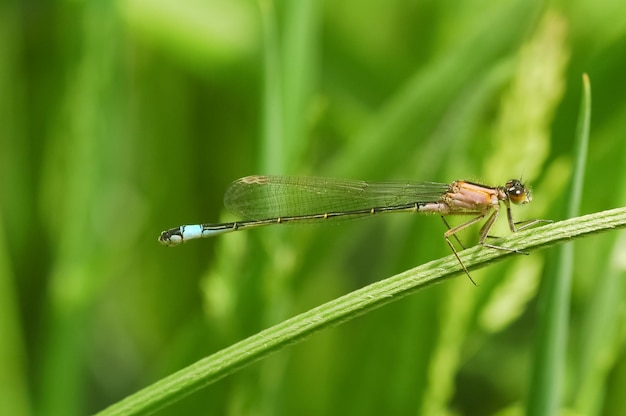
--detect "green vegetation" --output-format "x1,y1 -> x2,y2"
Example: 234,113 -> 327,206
1,1 -> 625,415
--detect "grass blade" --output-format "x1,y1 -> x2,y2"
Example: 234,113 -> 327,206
97,205 -> 626,416
526,73 -> 591,415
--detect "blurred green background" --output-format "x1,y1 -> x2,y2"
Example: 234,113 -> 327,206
1,0 -> 626,415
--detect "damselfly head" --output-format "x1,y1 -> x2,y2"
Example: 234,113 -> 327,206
505,179 -> 532,204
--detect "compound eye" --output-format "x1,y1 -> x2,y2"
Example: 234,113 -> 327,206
506,179 -> 531,204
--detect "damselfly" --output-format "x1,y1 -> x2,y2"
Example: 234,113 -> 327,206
159,175 -> 546,284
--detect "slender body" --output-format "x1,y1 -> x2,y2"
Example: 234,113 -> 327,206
159,175 -> 543,284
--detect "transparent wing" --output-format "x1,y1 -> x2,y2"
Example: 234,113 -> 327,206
224,175 -> 450,219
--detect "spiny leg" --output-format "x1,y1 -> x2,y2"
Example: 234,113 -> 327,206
443,214 -> 487,286
444,236 -> 477,286
440,216 -> 466,249
512,218 -> 553,232
506,204 -> 553,232
480,208 -> 526,254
